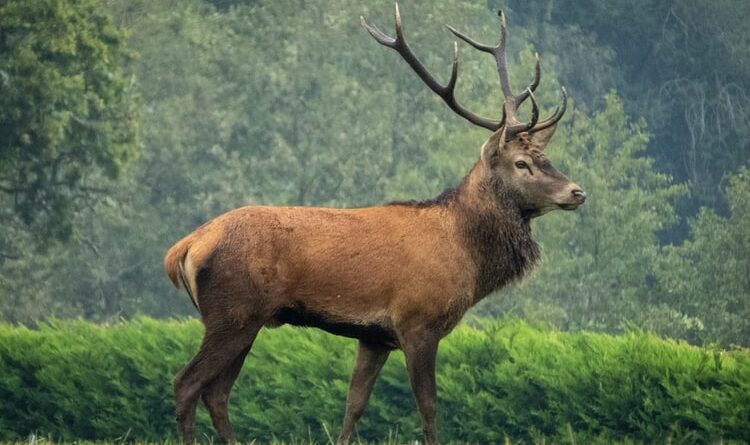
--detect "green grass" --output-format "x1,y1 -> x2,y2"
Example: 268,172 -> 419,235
7,429 -> 740,444
1,318 -> 748,444
4,430 -> 740,445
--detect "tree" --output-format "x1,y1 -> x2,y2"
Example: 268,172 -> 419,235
655,167 -> 750,346
509,0 -> 750,239
4,0 -> 744,349
0,0 -> 139,251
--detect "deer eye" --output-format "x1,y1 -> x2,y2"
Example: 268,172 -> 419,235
515,161 -> 528,169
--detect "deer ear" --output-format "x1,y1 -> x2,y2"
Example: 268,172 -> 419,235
530,123 -> 558,148
481,126 -> 507,167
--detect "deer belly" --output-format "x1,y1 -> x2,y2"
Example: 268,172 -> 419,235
272,301 -> 399,348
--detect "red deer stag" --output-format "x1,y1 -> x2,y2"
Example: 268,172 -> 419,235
164,4 -> 585,444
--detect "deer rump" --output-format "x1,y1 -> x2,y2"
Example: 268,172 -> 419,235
165,204 -> 475,350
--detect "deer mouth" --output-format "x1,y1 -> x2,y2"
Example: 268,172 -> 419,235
559,202 -> 582,211
559,190 -> 586,210
557,188 -> 586,210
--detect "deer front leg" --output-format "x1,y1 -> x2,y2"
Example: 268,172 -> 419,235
402,334 -> 440,445
337,341 -> 391,445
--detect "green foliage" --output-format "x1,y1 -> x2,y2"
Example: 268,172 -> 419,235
0,318 -> 748,444
1,0 -> 749,349
510,0 -> 750,225
654,167 -> 750,345
0,0 -> 139,247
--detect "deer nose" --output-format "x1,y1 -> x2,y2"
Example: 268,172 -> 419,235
572,189 -> 587,202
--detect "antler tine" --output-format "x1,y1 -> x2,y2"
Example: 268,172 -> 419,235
360,16 -> 396,47
361,3 -> 503,131
448,11 -> 512,97
447,11 -> 540,116
447,18 -> 536,113
526,89 -> 540,129
515,54 -> 541,107
363,5 -> 558,136
445,24 -> 494,54
447,19 -> 539,127
502,88 -> 540,137
496,10 -> 513,99
530,86 -> 568,133
447,41 -> 459,91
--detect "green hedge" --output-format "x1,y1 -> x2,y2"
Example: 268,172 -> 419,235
0,318 -> 748,443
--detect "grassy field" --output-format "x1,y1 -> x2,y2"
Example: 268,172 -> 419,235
0,437 -> 716,445
2,318 -> 748,444
5,432 -> 743,445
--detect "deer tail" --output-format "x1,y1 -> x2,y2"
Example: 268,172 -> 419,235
164,234 -> 200,312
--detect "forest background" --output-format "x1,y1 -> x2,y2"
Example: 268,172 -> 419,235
1,0 -> 749,348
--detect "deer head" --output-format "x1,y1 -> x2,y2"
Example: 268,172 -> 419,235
361,5 -> 585,218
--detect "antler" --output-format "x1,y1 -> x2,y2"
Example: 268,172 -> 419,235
362,4 -> 567,138
448,10 -> 567,138
360,4 -> 503,131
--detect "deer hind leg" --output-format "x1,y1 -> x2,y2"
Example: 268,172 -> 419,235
173,320 -> 261,444
336,341 -> 390,445
200,343 -> 253,444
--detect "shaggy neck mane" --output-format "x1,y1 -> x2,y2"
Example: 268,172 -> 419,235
453,162 -> 540,298
390,161 -> 540,299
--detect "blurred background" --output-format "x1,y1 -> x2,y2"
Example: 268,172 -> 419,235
1,0 -> 748,347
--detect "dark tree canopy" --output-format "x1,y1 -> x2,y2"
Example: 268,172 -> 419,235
509,0 -> 750,235
0,0 -> 139,248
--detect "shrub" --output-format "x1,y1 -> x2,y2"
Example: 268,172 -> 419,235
0,318 -> 747,443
